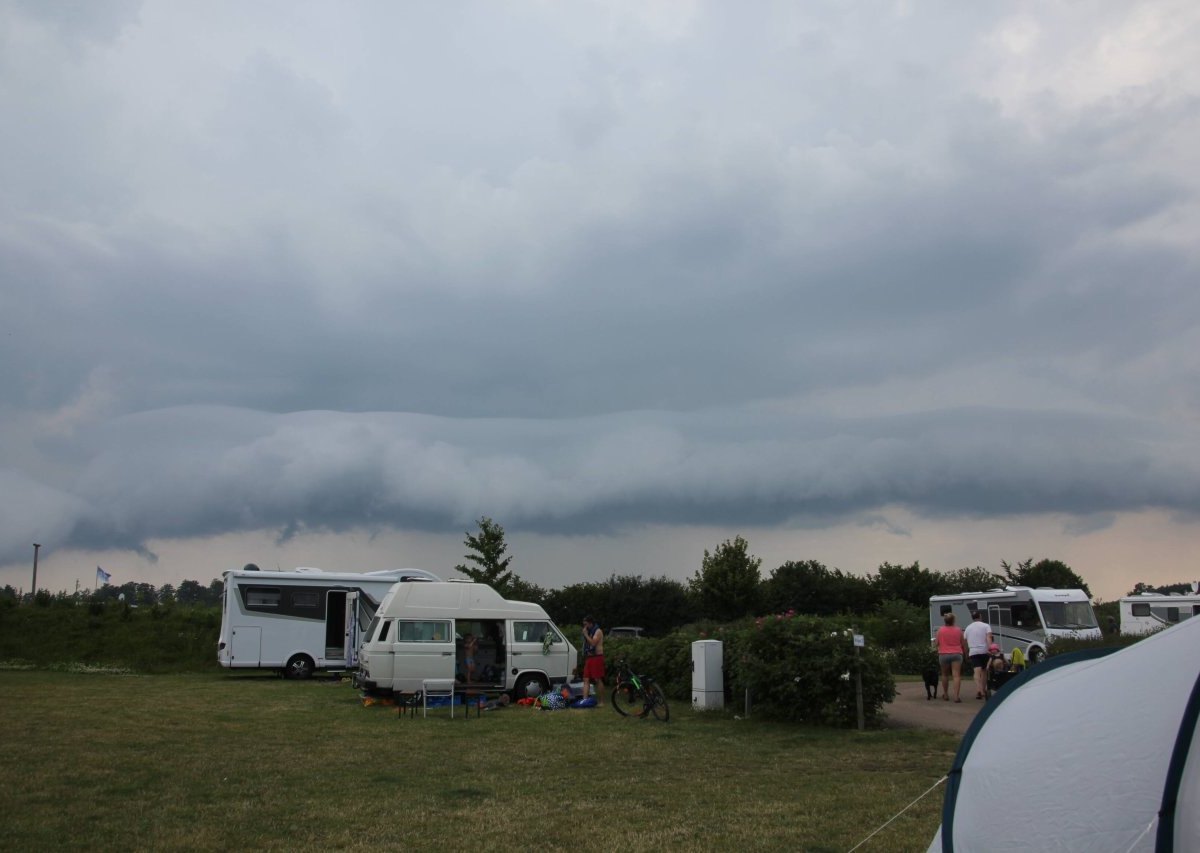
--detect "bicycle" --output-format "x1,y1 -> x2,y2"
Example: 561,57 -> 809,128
610,659 -> 669,721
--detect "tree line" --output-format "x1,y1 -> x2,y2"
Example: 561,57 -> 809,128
4,517 -> 1189,640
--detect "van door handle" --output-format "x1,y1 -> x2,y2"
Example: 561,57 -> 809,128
442,652 -> 452,656
511,651 -> 523,656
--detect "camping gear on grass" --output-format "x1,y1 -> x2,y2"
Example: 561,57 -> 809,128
928,616 -> 1199,851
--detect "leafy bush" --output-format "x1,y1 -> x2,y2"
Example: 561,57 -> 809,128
884,642 -> 938,676
0,602 -> 220,673
857,599 -> 930,648
607,613 -> 896,728
1045,631 -> 1148,657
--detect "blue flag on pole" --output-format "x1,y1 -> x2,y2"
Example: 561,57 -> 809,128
96,566 -> 112,585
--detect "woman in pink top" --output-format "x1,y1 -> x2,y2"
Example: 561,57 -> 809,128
935,612 -> 967,702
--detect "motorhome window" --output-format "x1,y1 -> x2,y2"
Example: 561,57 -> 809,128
365,616 -> 381,641
1131,603 -> 1151,617
1166,607 -> 1180,623
378,620 -> 391,642
940,605 -> 952,615
514,621 -> 558,643
1010,602 -> 1041,629
1038,601 -> 1098,630
1193,605 -> 1200,617
394,620 -> 451,643
245,587 -> 281,608
292,591 -> 319,608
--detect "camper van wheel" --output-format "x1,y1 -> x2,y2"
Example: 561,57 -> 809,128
285,654 -> 315,680
513,673 -> 546,700
1029,647 -> 1046,665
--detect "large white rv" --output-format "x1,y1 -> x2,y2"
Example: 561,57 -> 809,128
217,566 -> 440,678
357,580 -> 577,699
929,586 -> 1100,664
1119,592 -> 1200,636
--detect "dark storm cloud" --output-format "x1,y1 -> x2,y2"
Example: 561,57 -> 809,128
3,404 -> 1196,564
2,2 -> 1199,565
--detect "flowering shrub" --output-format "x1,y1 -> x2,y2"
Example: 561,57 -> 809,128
606,612 -> 896,728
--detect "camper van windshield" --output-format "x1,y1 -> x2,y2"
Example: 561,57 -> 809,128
1038,601 -> 1098,630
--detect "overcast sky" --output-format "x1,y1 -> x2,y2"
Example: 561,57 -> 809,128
2,1 -> 1198,602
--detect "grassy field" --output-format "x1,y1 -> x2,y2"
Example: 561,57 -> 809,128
0,671 -> 954,852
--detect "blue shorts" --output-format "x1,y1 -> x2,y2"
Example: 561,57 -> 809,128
939,653 -> 963,666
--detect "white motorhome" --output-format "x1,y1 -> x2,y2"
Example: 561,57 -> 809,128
357,581 -> 578,699
929,586 -> 1100,664
1119,592 -> 1200,636
217,566 -> 440,678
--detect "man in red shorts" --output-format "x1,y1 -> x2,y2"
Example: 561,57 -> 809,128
581,616 -> 605,706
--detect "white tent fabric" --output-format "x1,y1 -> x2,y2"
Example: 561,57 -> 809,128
928,616 -> 1200,852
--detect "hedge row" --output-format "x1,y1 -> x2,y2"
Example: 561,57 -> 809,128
607,612 -> 897,728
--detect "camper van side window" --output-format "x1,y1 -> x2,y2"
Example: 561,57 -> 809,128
514,621 -> 558,643
940,605 -> 952,616
292,591 -> 319,608
394,620 -> 450,642
1131,603 -> 1151,617
378,620 -> 391,641
245,587 -> 281,608
1166,607 -> 1180,623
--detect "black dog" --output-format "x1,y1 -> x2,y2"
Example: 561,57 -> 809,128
922,666 -> 940,700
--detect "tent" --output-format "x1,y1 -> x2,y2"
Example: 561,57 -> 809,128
928,616 -> 1200,852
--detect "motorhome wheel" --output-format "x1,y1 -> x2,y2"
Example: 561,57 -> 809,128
285,654 -> 315,680
1029,647 -> 1046,665
514,673 -> 546,699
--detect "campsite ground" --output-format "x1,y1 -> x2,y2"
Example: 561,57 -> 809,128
1,670 -> 951,851
884,680 -> 987,735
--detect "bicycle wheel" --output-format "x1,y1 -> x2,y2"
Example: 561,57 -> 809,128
646,682 -> 670,721
611,681 -> 645,717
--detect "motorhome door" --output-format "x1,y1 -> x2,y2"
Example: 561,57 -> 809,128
344,592 -> 360,667
229,625 -> 261,667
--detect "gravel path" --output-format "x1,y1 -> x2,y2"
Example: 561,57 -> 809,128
883,680 -> 990,735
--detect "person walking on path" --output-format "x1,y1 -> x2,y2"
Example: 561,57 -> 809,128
581,616 -> 605,706
964,610 -> 994,700
936,612 -> 968,702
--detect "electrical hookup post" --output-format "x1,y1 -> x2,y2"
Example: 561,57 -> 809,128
853,631 -> 865,731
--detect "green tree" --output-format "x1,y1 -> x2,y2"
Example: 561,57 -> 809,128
1128,580 -> 1196,596
1002,558 -> 1092,597
762,560 -> 878,616
543,574 -> 694,636
504,576 -> 546,606
689,536 -> 762,621
869,562 -> 943,608
454,516 -> 516,596
941,566 -> 1005,594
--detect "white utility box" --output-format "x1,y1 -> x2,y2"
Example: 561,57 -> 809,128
691,639 -> 724,710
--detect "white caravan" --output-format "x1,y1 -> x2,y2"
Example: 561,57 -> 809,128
217,566 -> 440,678
1119,591 -> 1200,635
357,581 -> 578,699
929,586 -> 1100,664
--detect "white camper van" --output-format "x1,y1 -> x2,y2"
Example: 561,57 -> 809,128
357,581 -> 578,699
217,566 -> 441,678
929,586 -> 1100,664
1119,592 -> 1200,635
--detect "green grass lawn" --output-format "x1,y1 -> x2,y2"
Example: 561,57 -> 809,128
0,671 -> 954,852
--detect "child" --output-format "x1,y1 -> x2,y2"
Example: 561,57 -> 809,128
463,633 -> 478,684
